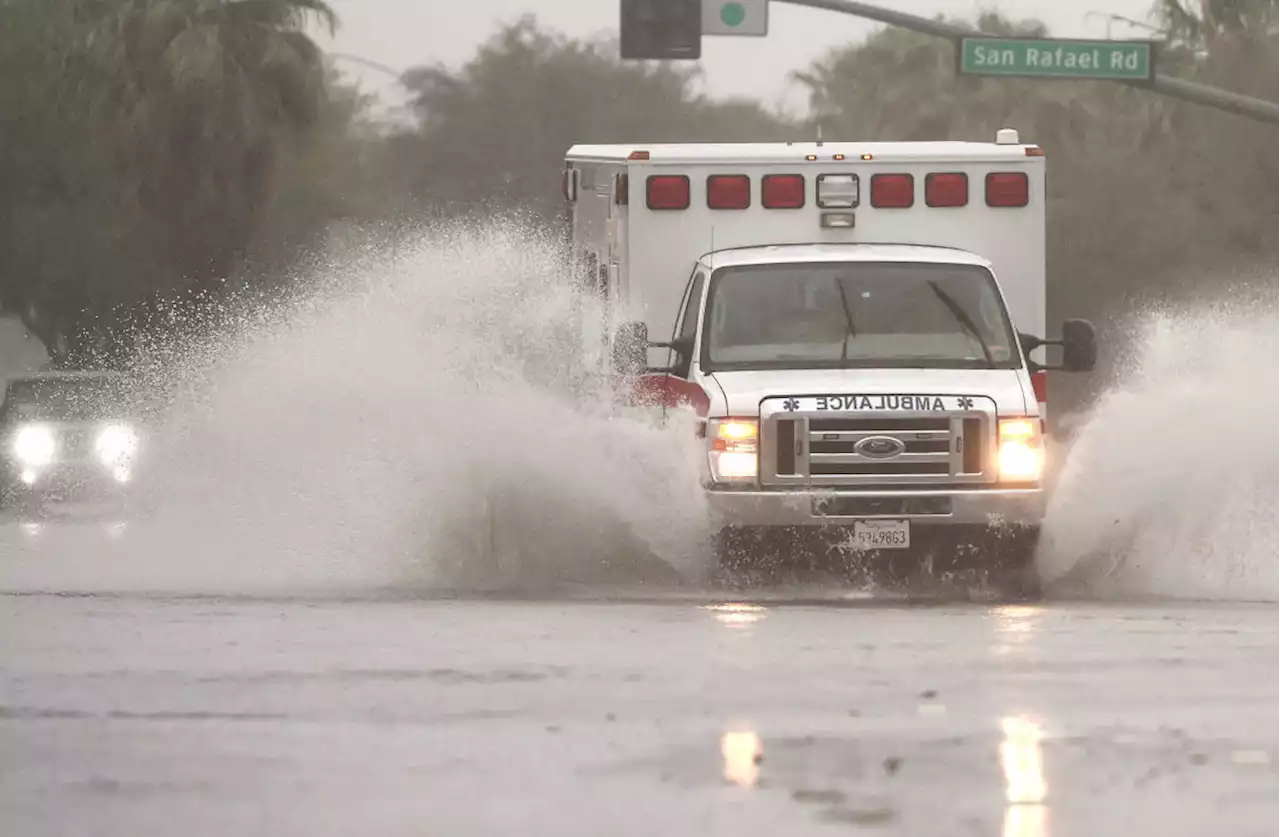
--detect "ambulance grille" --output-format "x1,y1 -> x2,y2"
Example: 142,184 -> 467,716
765,414 -> 993,486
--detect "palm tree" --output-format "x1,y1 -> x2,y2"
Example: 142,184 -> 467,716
1155,0 -> 1278,46
85,0 -> 338,294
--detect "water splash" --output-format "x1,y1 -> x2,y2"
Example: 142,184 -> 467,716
1038,297 -> 1278,602
0,221 -> 712,595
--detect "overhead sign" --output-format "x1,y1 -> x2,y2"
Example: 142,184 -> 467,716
958,37 -> 1156,81
703,0 -> 768,36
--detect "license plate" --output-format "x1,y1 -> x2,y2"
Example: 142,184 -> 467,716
852,519 -> 910,550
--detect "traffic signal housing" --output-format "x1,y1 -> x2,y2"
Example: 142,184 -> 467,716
620,0 -> 702,60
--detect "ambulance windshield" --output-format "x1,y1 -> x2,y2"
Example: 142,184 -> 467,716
703,262 -> 1020,371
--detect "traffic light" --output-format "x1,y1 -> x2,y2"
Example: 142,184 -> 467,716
620,0 -> 702,60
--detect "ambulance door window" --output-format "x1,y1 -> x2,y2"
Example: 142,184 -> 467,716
671,269 -> 706,379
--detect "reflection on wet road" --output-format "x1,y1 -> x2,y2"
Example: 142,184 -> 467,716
1,587 -> 1275,837
1000,715 -> 1048,837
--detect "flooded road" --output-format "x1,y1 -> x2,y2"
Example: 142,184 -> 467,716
0,235 -> 1274,835
3,586 -> 1275,837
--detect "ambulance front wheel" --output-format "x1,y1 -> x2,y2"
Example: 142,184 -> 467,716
941,524 -> 1043,602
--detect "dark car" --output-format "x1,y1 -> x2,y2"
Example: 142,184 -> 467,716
0,371 -> 154,512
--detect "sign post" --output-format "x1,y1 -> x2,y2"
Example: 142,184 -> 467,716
958,37 -> 1156,82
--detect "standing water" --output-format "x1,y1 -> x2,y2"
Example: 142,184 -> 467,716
0,223 -> 712,595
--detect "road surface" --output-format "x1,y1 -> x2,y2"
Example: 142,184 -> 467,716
2,542 -> 1275,837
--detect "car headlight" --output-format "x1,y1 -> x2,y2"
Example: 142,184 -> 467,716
997,417 -> 1044,481
96,424 -> 140,465
708,418 -> 758,482
13,425 -> 56,467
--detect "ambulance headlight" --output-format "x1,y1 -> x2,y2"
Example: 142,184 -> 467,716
13,425 -> 56,467
708,418 -> 758,482
997,417 -> 1043,481
95,424 -> 139,465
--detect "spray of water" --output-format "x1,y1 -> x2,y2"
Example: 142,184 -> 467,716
0,221 -> 712,595
1037,296 -> 1279,602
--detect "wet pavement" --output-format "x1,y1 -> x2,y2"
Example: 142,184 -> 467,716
2,583 -> 1276,837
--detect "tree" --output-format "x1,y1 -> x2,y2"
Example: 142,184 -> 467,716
83,0 -> 338,294
1157,0 -> 1278,47
794,12 -> 1052,142
396,16 -> 794,223
245,67 -> 413,277
0,0 -> 344,366
792,7 -> 1277,326
0,0 -> 137,355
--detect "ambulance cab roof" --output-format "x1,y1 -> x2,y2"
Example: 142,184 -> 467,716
565,139 -> 1040,165
694,243 -> 993,270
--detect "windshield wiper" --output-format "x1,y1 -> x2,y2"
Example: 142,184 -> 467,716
926,281 -> 994,366
834,278 -> 857,365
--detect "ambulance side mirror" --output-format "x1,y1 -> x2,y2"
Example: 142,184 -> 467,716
611,321 -> 696,378
1059,319 -> 1098,373
1019,318 -> 1097,373
612,321 -> 650,379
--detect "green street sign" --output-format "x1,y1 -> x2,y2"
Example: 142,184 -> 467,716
958,37 -> 1156,81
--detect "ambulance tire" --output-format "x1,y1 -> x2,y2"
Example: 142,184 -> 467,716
979,526 -> 1043,602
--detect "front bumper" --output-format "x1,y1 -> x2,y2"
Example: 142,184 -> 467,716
707,486 -> 1044,528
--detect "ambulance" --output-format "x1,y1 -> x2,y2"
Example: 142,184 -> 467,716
563,130 -> 1097,592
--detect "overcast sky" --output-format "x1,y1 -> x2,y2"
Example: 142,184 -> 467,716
316,0 -> 1160,115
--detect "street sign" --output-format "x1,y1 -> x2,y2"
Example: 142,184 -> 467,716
703,0 -> 769,36
958,37 -> 1156,82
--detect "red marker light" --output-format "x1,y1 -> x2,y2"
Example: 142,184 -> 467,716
925,172 -> 968,207
707,174 -> 750,209
870,173 -> 914,208
646,175 -> 690,210
762,174 -> 805,209
986,172 -> 1029,207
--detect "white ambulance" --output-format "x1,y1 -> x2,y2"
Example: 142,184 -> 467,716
563,130 -> 1096,592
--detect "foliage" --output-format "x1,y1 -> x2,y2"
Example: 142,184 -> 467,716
794,6 -> 1278,327
0,0 -> 339,364
1157,0 -> 1278,45
0,1 -> 1274,373
394,16 -> 794,222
